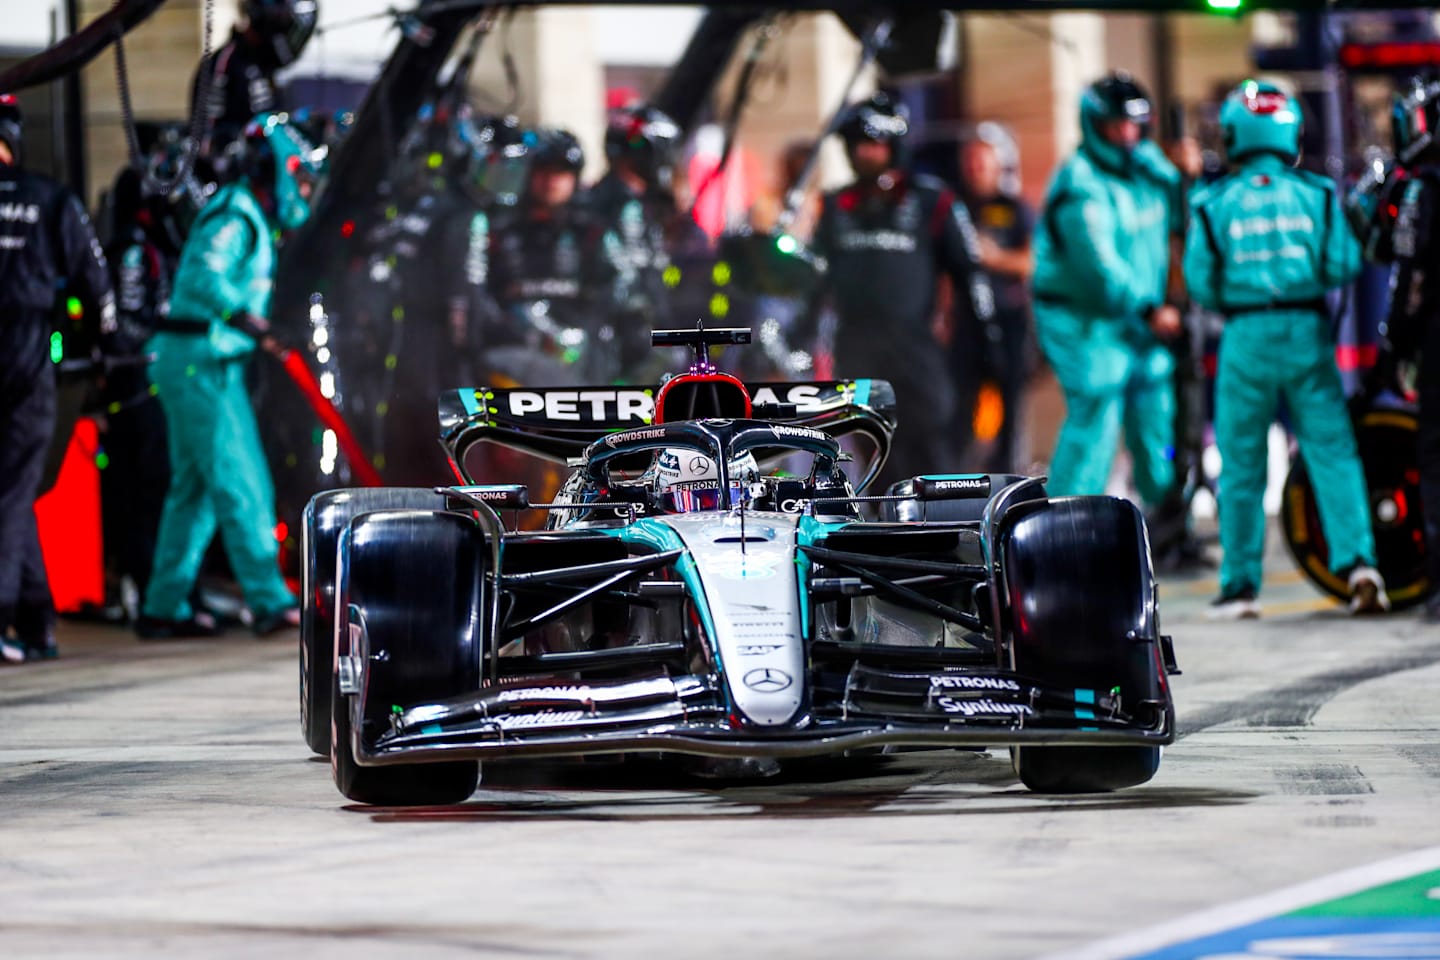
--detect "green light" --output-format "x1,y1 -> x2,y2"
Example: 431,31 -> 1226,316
427,152 -> 443,170
662,265 -> 682,289
711,261 -> 732,286
1206,0 -> 1242,9
95,452 -> 110,470
775,234 -> 798,255
709,293 -> 730,319
66,296 -> 83,320
49,331 -> 63,364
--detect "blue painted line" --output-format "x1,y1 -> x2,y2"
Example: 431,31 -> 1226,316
1129,915 -> 1440,959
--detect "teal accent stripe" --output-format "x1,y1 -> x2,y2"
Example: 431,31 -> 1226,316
796,514 -> 853,641
1075,687 -> 1097,730
853,379 -> 871,407
917,474 -> 987,481
458,389 -> 483,416
603,520 -> 719,661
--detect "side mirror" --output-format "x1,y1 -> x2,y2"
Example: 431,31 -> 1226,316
446,484 -> 530,510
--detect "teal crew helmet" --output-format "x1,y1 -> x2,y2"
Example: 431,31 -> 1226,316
1079,71 -> 1152,172
243,111 -> 325,231
1220,80 -> 1303,164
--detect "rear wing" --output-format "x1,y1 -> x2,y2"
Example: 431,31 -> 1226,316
439,380 -> 897,491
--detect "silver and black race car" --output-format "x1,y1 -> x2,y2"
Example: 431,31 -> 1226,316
301,326 -> 1179,805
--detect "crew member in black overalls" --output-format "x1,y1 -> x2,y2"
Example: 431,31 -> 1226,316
480,128 -> 624,385
808,93 -> 996,491
0,96 -> 117,663
586,104 -> 684,380
1369,75 -> 1440,621
100,167 -> 175,618
366,109 -> 490,485
960,129 -> 1034,473
191,0 -> 317,175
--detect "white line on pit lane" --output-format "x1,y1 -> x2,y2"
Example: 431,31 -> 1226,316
0,746 -> 305,763
1039,846 -> 1440,960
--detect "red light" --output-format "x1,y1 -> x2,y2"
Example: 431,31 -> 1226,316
340,219 -> 355,238
1334,343 -> 1377,372
274,521 -> 289,543
1340,41 -> 1440,71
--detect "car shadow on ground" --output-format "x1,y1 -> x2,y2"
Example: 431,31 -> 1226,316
347,751 -> 1255,823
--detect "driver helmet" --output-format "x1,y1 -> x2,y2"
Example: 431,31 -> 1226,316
647,448 -> 760,514
0,94 -> 23,163
243,0 -> 318,70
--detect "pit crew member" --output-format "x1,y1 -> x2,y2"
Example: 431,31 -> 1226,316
1184,80 -> 1386,618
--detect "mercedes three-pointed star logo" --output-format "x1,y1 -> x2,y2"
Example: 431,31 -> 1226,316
742,667 -> 793,693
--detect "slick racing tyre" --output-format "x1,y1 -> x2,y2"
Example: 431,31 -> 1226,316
332,510 -> 484,805
301,488 -> 446,756
998,497 -> 1168,793
1281,405 -> 1429,610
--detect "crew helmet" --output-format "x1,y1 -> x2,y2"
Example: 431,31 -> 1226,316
646,448 -> 760,514
0,95 -> 22,162
456,113 -> 528,207
1079,71 -> 1152,171
604,103 -> 681,190
243,0 -> 318,69
1392,73 -> 1440,165
1219,79 -> 1303,164
530,127 -> 585,174
242,112 -> 325,230
837,92 -> 909,147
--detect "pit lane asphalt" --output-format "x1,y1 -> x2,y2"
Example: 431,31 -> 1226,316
2,552 -> 1439,959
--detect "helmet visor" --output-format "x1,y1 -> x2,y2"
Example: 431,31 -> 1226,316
659,481 -> 747,513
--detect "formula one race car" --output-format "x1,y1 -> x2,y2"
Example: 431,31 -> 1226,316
302,325 -> 1179,805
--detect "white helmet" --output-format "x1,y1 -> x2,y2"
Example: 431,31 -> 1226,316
647,448 -> 760,513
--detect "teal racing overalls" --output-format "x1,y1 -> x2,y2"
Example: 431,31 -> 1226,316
142,183 -> 296,623
1184,153 -> 1376,596
1031,139 -> 1181,504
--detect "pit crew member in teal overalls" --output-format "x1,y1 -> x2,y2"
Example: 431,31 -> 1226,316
1184,80 -> 1387,619
138,113 -> 322,638
1031,72 -> 1184,506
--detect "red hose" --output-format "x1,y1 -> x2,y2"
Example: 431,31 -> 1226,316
278,348 -> 384,487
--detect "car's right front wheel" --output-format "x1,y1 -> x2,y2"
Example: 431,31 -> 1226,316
996,496 -> 1169,794
331,509 -> 484,806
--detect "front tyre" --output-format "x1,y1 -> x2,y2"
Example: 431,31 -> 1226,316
331,510 -> 483,806
998,497 -> 1168,793
301,487 -> 446,756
